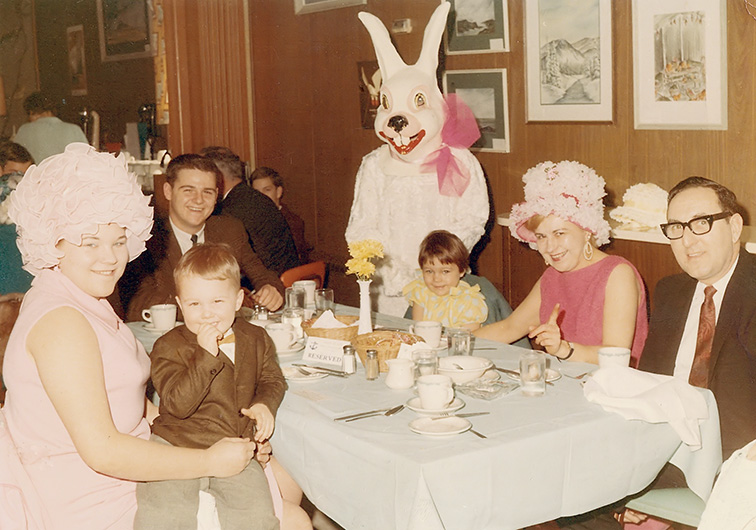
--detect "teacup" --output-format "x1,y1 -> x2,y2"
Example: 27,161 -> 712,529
266,323 -> 298,351
598,347 -> 632,368
417,374 -> 455,410
142,304 -> 177,331
409,321 -> 442,348
293,280 -> 317,306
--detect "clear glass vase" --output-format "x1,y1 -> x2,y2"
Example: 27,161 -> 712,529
357,279 -> 373,335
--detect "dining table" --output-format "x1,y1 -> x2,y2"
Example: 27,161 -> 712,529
127,305 -> 722,530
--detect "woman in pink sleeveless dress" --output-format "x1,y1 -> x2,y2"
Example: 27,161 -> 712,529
0,144 -> 259,529
475,161 -> 648,365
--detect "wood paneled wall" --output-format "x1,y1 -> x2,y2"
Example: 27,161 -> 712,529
167,0 -> 756,297
164,0 -> 253,158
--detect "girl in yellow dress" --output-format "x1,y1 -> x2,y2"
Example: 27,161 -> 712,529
403,230 -> 487,330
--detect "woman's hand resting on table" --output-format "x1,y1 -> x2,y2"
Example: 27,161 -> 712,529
205,437 -> 257,478
527,303 -> 565,356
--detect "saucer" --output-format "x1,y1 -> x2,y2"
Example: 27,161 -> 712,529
140,322 -> 182,334
503,368 -> 561,383
276,340 -> 306,358
281,366 -> 328,382
406,397 -> 465,416
409,416 -> 471,436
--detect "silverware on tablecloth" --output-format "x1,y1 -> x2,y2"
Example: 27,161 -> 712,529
293,364 -> 348,377
469,428 -> 487,439
344,404 -> 404,422
562,371 -> 591,380
430,412 -> 489,421
334,408 -> 390,421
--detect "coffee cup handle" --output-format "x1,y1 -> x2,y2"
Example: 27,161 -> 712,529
287,330 -> 298,347
444,386 -> 454,406
142,309 -> 152,323
409,325 -> 415,334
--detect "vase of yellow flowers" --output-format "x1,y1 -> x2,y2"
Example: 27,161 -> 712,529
346,239 -> 384,335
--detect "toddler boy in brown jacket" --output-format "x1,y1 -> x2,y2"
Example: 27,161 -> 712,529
135,243 -> 285,530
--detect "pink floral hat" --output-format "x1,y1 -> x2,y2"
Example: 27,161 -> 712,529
509,160 -> 611,248
8,143 -> 153,275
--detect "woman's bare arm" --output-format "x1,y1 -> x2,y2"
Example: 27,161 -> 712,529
27,306 -> 255,481
474,279 -> 542,343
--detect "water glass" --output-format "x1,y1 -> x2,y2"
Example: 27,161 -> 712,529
519,350 -> 546,396
282,307 -> 305,340
315,288 -> 335,314
285,287 -> 306,309
412,348 -> 438,379
448,329 -> 472,356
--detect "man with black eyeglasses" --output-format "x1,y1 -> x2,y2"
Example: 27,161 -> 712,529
641,176 -> 756,465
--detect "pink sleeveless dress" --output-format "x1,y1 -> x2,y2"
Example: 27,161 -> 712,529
1,269 -> 151,529
539,255 -> 648,363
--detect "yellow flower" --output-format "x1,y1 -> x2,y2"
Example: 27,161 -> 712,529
348,239 -> 384,260
345,258 -> 376,280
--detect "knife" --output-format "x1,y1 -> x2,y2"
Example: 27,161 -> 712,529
334,408 -> 390,421
293,364 -> 348,377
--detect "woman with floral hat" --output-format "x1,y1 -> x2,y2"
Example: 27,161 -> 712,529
475,161 -> 648,365
0,144 -> 259,528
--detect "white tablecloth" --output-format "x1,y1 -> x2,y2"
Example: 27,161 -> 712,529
269,307 -> 721,530
128,307 -> 721,530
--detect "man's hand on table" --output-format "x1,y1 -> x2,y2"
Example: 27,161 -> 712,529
244,285 -> 283,311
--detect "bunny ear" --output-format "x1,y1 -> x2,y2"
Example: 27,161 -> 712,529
358,11 -> 407,80
416,2 -> 451,74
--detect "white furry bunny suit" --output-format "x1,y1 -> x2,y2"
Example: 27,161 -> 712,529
346,2 -> 489,316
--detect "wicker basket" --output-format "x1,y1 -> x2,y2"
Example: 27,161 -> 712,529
302,315 -> 359,342
351,330 -> 424,372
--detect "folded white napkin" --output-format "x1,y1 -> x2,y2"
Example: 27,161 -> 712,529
583,366 -> 709,449
310,310 -> 347,329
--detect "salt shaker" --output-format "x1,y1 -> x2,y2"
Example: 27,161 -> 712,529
255,304 -> 269,320
365,349 -> 379,380
342,345 -> 357,375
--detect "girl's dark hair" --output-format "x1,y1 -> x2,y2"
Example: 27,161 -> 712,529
418,230 -> 468,271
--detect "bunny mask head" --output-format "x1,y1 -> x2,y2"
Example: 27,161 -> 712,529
358,3 -> 450,164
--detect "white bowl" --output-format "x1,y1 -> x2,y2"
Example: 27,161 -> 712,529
437,356 -> 493,384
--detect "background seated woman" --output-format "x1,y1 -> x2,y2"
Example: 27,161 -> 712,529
475,161 -> 648,365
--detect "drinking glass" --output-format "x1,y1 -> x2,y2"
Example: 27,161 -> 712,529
448,329 -> 472,356
285,287 -> 306,309
282,307 -> 305,340
519,350 -> 546,396
315,288 -> 335,314
412,348 -> 438,379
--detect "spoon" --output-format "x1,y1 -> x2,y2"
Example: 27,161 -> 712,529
345,404 -> 403,422
452,363 -> 464,370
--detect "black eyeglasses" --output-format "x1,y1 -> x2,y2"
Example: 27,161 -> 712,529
660,212 -> 732,240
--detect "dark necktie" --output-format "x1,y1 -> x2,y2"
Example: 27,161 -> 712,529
190,234 -> 198,246
689,285 -> 716,388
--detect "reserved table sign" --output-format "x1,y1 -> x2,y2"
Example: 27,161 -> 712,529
302,336 -> 350,367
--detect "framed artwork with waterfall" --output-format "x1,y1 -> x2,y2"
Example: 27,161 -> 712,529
632,0 -> 727,130
524,0 -> 613,122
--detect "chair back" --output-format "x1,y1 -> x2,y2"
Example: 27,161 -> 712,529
280,261 -> 327,289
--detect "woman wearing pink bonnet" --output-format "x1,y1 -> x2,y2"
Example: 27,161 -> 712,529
0,143 -> 257,528
475,161 -> 648,365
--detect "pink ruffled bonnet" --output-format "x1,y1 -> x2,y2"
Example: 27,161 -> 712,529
7,143 -> 153,276
509,160 -> 611,248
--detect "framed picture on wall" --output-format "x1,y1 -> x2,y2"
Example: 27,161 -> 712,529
446,0 -> 509,54
96,0 -> 153,62
443,69 -> 510,153
294,0 -> 366,15
632,0 -> 727,130
67,25 -> 87,96
358,61 -> 381,130
524,0 -> 613,122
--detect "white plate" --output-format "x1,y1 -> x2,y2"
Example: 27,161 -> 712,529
409,416 -> 471,436
406,397 -> 465,415
503,368 -> 561,383
281,366 -> 328,382
139,322 -> 183,334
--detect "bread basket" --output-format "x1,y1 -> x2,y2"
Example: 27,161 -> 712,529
351,330 -> 424,372
302,315 -> 359,342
